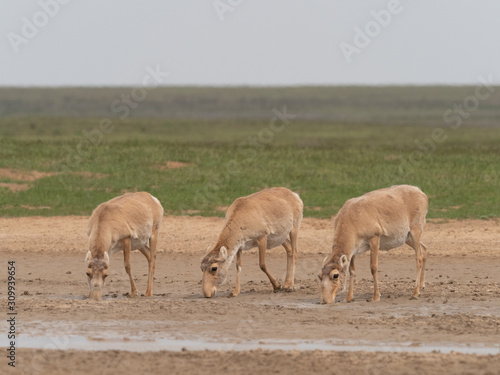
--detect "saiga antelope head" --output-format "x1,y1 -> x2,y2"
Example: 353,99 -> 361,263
200,246 -> 228,298
318,253 -> 349,304
85,251 -> 109,301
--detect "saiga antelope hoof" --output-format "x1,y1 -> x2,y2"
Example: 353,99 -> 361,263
282,284 -> 295,292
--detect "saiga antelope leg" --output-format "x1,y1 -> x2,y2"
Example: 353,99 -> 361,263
284,226 -> 299,290
346,255 -> 356,302
138,246 -> 151,262
257,237 -> 281,292
123,237 -> 138,297
419,242 -> 428,290
282,239 -> 294,290
229,249 -> 242,297
406,227 -> 425,299
138,245 -> 152,294
144,226 -> 158,297
369,236 -> 381,302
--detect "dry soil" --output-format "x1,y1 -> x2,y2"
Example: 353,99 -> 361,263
1,216 -> 500,375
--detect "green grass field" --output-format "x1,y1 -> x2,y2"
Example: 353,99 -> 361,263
0,87 -> 498,219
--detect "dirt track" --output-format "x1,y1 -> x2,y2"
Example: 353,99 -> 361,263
1,216 -> 500,374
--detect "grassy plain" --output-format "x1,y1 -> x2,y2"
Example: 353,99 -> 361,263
0,87 -> 498,219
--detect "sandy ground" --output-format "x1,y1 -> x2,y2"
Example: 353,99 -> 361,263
1,216 -> 500,374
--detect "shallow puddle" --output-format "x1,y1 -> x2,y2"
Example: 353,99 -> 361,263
258,298 -> 500,319
7,335 -> 500,355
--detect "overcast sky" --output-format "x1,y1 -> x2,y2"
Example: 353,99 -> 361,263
1,0 -> 499,86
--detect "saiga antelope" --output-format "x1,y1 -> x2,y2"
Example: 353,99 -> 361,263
200,187 -> 303,298
85,192 -> 163,300
319,185 -> 428,304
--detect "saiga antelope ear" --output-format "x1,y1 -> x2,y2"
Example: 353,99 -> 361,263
104,252 -> 110,264
85,250 -> 92,264
200,246 -> 212,263
219,246 -> 228,261
340,254 -> 348,269
321,255 -> 329,267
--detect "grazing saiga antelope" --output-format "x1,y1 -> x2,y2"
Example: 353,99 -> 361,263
319,185 -> 428,304
85,192 -> 164,300
200,187 -> 303,298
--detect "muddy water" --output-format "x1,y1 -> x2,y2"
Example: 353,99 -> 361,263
8,334 -> 500,355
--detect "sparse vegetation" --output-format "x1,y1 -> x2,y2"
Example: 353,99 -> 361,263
0,87 -> 498,218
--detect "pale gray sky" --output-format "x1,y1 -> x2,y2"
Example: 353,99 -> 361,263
1,0 -> 499,86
